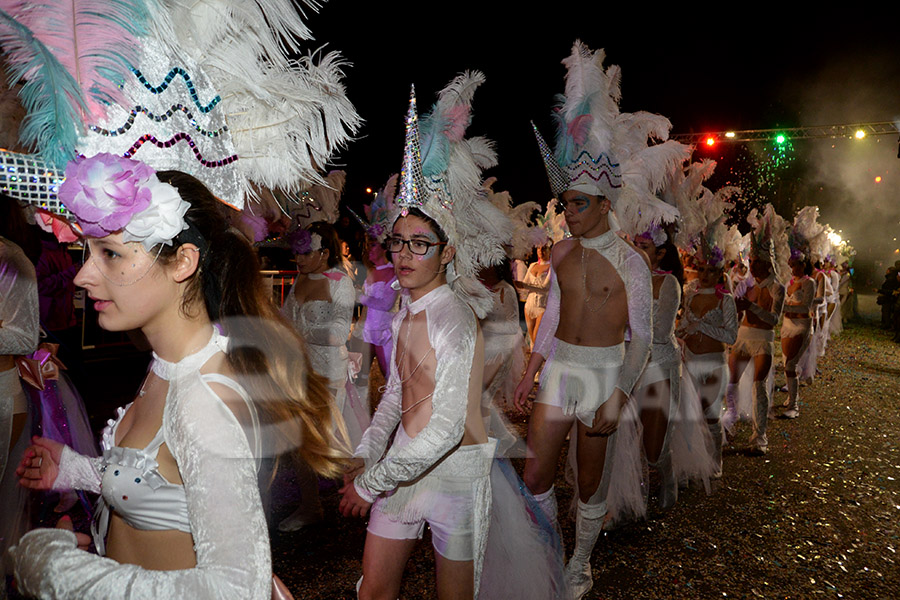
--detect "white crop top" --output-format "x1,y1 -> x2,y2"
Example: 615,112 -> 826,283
23,328 -> 273,599
92,336 -> 258,554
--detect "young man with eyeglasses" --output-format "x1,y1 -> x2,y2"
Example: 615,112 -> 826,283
339,206 -> 495,600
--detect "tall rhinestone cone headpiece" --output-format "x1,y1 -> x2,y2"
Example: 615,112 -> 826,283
532,122 -> 568,196
397,86 -> 427,217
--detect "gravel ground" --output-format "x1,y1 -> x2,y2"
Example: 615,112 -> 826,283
272,298 -> 900,600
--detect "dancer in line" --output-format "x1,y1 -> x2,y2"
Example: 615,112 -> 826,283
515,43 -> 654,598
780,255 -> 816,419
725,207 -> 786,456
13,159 -> 347,598
677,231 -> 738,478
632,225 -> 684,507
341,74 -> 567,600
0,198 -> 39,583
280,221 -> 365,532
519,244 -> 551,347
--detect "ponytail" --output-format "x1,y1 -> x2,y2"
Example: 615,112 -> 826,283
156,171 -> 349,478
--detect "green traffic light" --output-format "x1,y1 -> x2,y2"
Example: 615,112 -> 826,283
775,134 -> 786,144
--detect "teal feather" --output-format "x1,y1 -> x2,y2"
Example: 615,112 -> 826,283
0,9 -> 87,167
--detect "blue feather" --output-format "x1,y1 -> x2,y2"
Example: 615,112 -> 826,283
0,9 -> 87,168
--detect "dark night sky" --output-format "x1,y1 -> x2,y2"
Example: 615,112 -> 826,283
303,3 -> 900,265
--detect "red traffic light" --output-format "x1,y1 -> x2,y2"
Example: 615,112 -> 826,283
704,136 -> 716,147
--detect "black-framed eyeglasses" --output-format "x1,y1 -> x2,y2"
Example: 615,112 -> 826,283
386,237 -> 447,256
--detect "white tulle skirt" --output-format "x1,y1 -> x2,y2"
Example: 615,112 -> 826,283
479,458 -> 570,599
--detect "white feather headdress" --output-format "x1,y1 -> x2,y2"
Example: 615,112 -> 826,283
392,73 -> 513,318
613,111 -> 689,236
348,173 -> 398,243
0,0 -> 359,219
663,159 -> 741,268
747,203 -> 791,283
536,199 -> 569,245
289,170 -> 345,228
790,205 -> 828,262
533,41 -> 685,235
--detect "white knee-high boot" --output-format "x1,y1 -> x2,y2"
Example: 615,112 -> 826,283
783,376 -> 800,419
566,500 -> 605,599
722,383 -> 738,437
749,380 -> 769,454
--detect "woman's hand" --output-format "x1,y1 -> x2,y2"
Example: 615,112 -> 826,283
16,436 -> 64,491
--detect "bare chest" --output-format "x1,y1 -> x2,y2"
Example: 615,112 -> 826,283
556,247 -> 624,306
395,313 -> 437,406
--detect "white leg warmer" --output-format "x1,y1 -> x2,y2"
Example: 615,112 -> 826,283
532,485 -> 558,528
783,376 -> 800,418
565,499 -> 605,600
750,380 -> 769,453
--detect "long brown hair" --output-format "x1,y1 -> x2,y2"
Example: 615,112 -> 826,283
156,171 -> 349,478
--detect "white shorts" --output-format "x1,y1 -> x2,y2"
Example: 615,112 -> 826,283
781,316 -> 812,338
366,425 -> 491,562
535,340 -> 624,427
730,326 -> 774,358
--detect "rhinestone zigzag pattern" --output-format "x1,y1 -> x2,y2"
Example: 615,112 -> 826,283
131,67 -> 221,113
123,132 -> 238,167
90,104 -> 228,138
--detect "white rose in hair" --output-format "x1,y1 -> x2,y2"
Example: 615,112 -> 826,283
123,177 -> 190,250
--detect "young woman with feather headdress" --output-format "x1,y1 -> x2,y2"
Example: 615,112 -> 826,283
1,0 -> 359,597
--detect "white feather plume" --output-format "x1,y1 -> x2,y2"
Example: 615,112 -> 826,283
483,177 -> 545,260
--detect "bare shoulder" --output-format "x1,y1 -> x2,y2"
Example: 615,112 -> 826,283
199,354 -> 252,426
551,238 -> 577,268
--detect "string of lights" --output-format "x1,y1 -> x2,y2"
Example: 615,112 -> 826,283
672,122 -> 899,146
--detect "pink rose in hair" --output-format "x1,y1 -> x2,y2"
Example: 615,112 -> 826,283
59,153 -> 155,237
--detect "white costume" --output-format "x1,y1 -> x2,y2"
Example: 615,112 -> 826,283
827,268 -> 842,338
355,285 -> 494,587
523,261 -> 551,320
0,237 -> 39,577
283,267 -> 370,446
534,232 -> 651,535
358,71 -> 567,599
633,273 -> 682,507
0,238 -> 38,480
677,286 -> 738,477
481,281 -> 526,418
812,270 -> 833,357
782,275 -> 817,417
11,329 -> 272,599
356,284 -> 568,598
727,274 -> 785,454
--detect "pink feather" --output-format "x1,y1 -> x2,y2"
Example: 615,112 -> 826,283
443,104 -> 471,142
567,114 -> 593,146
0,0 -> 144,121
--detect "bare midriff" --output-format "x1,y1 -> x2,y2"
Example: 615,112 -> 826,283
741,283 -> 775,330
105,516 -> 196,570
